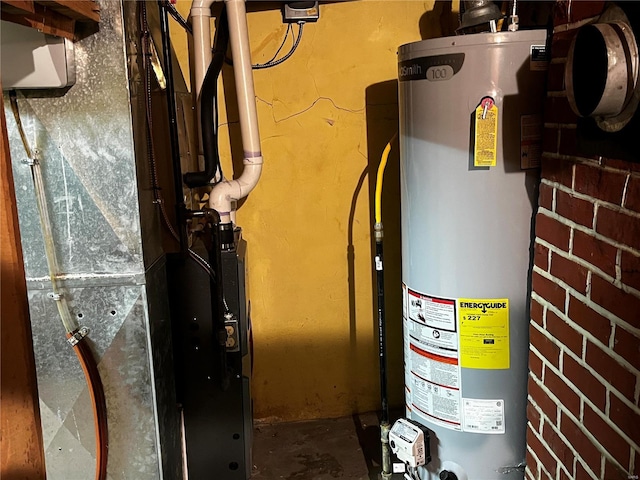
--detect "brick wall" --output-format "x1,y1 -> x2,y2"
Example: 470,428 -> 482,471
526,2 -> 640,480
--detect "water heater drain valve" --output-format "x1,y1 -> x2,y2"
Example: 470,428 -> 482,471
389,418 -> 431,468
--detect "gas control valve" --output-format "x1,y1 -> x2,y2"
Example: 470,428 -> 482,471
389,418 -> 431,468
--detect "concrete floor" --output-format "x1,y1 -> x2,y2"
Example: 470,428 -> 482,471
251,412 -> 388,480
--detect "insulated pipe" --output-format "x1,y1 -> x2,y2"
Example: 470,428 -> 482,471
184,11 -> 229,188
208,0 -> 263,224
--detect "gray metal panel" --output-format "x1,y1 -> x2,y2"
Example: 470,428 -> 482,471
4,1 -> 182,478
399,31 -> 546,480
28,285 -> 160,479
5,0 -> 143,281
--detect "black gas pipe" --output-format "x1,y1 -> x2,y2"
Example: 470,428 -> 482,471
158,1 -> 188,251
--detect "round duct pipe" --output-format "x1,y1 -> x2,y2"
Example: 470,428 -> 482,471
565,6 -> 639,132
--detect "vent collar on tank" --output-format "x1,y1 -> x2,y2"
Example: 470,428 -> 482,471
458,0 -> 503,32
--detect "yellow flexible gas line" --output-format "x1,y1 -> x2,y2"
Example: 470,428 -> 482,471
375,133 -> 397,225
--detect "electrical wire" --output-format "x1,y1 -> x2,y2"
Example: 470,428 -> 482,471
374,133 -> 398,225
224,22 -> 304,70
261,24 -> 293,64
253,22 -> 304,69
142,2 -> 216,280
160,0 -> 192,34
405,466 -> 422,480
9,91 -> 108,480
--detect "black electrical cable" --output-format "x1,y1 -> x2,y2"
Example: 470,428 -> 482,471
224,22 -> 304,69
263,24 -> 292,64
253,22 -> 304,69
160,0 -> 192,34
183,9 -> 229,188
157,1 -> 189,251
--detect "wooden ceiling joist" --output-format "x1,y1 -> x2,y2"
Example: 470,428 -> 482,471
0,0 -> 100,41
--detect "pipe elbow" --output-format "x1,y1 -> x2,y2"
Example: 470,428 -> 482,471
236,162 -> 262,196
191,0 -> 216,16
208,163 -> 262,222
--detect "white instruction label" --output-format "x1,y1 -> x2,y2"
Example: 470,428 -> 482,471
407,320 -> 458,358
409,344 -> 459,389
410,375 -> 461,430
403,284 -> 462,431
462,398 -> 505,434
408,290 -> 456,331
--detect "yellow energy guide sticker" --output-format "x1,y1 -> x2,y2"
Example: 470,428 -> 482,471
458,298 -> 509,369
474,97 -> 498,167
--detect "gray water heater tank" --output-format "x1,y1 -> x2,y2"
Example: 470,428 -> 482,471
398,30 -> 547,480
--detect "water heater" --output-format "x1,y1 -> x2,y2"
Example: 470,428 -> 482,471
398,30 -> 547,480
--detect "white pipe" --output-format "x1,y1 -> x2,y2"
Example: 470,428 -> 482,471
224,0 -> 261,156
191,0 -> 215,186
191,0 -> 214,98
208,0 -> 263,224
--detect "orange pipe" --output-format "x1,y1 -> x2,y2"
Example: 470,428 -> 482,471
67,332 -> 108,480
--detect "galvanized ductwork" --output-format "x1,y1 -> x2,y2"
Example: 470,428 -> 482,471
566,4 -> 640,132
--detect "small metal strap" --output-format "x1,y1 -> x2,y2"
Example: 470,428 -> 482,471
67,326 -> 90,346
47,292 -> 63,301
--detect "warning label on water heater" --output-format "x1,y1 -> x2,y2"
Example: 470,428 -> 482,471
403,285 -> 511,434
403,285 -> 462,430
473,97 -> 498,167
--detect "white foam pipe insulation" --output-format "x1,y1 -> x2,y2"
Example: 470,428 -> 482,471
191,0 -> 263,225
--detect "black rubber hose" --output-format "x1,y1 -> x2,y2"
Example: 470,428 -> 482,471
183,10 -> 229,188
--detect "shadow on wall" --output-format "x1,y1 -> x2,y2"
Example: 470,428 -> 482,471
419,0 -> 459,40
346,79 -> 404,413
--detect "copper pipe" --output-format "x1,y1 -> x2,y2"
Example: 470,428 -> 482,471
67,332 -> 109,480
